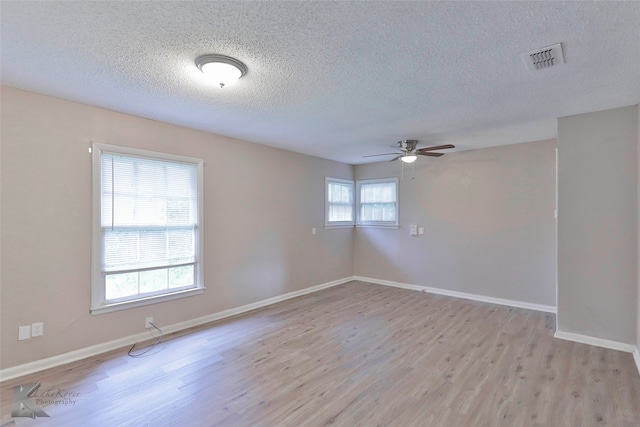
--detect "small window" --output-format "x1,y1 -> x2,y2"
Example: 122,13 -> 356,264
91,143 -> 204,314
325,177 -> 354,227
356,178 -> 399,227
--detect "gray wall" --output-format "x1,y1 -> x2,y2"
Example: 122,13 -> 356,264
354,140 -> 557,307
0,87 -> 354,369
557,105 -> 638,344
2,85 -> 637,371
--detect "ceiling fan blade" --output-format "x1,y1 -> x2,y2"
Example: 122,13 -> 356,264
416,144 -> 455,152
417,152 -> 444,157
389,155 -> 403,162
363,152 -> 401,158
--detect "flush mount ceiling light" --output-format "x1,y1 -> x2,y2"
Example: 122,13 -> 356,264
196,54 -> 248,88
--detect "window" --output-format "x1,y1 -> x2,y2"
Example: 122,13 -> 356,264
91,143 -> 204,314
325,177 -> 354,227
325,177 -> 399,229
356,178 -> 399,227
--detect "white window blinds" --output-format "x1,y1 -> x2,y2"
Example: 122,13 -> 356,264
92,143 -> 204,314
327,179 -> 354,224
101,153 -> 198,271
358,179 -> 398,224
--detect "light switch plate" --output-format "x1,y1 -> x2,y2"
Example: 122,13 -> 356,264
18,325 -> 31,341
410,224 -> 418,236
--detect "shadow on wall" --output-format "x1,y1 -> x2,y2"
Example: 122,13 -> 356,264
355,227 -> 413,284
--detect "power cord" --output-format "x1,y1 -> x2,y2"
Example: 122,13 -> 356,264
128,322 -> 164,358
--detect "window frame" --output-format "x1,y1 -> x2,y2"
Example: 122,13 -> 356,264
91,143 -> 205,315
356,177 -> 399,228
325,177 -> 355,228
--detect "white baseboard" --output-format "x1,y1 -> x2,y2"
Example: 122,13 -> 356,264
0,277 -> 352,382
353,276 -> 557,313
3,274 -> 631,382
355,276 -> 640,365
553,330 -> 636,353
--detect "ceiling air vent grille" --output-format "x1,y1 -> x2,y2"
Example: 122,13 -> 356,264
521,43 -> 565,72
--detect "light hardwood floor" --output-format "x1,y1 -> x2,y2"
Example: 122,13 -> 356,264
2,281 -> 640,426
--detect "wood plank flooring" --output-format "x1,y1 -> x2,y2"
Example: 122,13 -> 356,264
2,281 -> 640,426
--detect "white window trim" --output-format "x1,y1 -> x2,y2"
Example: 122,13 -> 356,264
356,177 -> 399,228
91,143 -> 205,315
325,177 -> 355,228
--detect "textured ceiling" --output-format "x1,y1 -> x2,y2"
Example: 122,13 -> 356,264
1,1 -> 639,164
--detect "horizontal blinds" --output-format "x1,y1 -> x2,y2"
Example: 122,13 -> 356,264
360,181 -> 396,203
327,181 -> 354,222
328,182 -> 353,204
101,153 -> 198,273
359,181 -> 397,222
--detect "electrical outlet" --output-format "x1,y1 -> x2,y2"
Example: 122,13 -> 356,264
32,322 -> 44,337
18,325 -> 31,341
145,317 -> 154,329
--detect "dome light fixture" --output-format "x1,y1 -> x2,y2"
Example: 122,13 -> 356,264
196,54 -> 248,88
400,154 -> 417,163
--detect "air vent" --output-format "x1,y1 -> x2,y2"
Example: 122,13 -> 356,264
521,43 -> 565,72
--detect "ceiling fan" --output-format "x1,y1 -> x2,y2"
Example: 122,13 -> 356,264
363,140 -> 455,163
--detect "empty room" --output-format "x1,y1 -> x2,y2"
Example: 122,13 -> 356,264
1,2 -> 639,426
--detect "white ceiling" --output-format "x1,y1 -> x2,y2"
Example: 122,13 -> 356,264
2,1 -> 639,164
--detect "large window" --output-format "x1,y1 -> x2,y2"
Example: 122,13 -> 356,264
325,177 -> 354,227
91,143 -> 204,314
356,178 -> 399,227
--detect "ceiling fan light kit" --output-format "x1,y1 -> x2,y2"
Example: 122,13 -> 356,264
196,54 -> 247,88
363,140 -> 455,163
